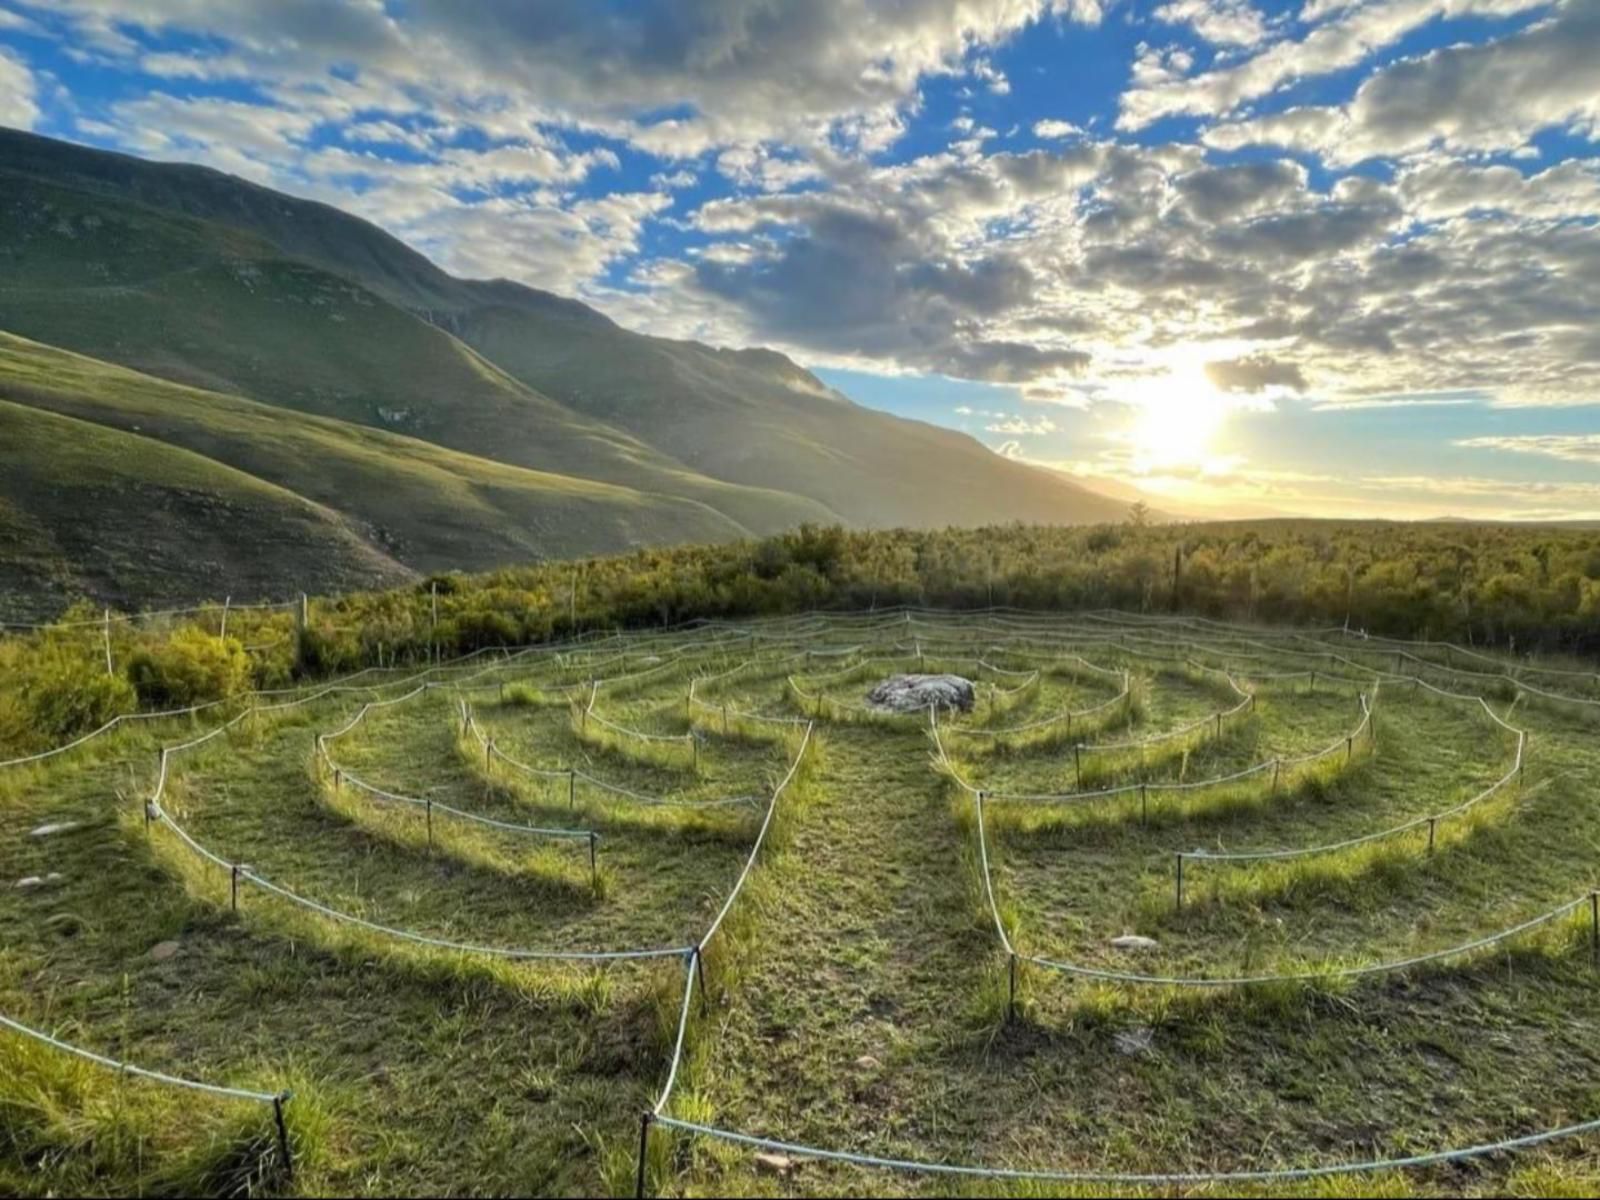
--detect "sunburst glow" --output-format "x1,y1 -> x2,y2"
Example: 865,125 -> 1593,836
1118,354 -> 1253,476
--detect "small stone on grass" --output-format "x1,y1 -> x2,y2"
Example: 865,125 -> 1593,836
1110,934 -> 1158,951
755,1152 -> 798,1176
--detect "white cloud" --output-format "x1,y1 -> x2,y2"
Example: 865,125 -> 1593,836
37,0 -> 1095,158
985,413 -> 1060,434
650,167 -> 699,190
1398,158 -> 1600,221
0,6 -> 41,33
1455,434 -> 1600,462
1153,0 -> 1271,47
1120,0 -> 1549,131
1033,118 -> 1083,138
0,45 -> 38,129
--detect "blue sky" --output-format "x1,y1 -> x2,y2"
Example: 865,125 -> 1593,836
2,0 -> 1598,519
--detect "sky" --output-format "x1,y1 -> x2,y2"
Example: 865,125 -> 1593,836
1,0 -> 1598,521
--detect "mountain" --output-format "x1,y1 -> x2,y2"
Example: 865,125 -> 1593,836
0,391 -> 410,615
0,333 -> 774,616
0,127 -> 1133,613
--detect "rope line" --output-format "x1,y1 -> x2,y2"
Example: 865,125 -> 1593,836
0,1013 -> 284,1104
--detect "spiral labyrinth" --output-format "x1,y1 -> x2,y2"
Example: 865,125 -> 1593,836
4,608 -> 1600,1195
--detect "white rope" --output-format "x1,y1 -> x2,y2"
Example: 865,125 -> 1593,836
0,1012 -> 283,1103
652,1107 -> 1600,1186
1019,898 -> 1583,987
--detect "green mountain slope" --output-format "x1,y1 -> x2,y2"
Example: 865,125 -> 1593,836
0,398 -> 411,614
0,153 -> 836,536
0,333 -> 759,613
0,128 -> 1127,530
452,309 -> 1130,526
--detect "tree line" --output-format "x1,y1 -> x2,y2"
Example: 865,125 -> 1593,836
4,519 -> 1597,756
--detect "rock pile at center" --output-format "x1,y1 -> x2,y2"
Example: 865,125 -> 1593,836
865,673 -> 976,714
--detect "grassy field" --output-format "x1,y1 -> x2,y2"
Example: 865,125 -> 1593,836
4,610 -> 1600,1196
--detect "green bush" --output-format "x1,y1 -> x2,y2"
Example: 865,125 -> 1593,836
126,628 -> 252,708
0,641 -> 137,755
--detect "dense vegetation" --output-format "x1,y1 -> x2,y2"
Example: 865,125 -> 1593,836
4,520 -> 1597,761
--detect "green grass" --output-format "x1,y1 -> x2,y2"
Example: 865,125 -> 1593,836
5,611 -> 1600,1196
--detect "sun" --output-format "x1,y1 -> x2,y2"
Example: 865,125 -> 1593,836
1124,359 -> 1234,473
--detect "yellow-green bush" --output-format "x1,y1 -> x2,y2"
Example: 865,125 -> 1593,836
125,628 -> 252,708
0,636 -> 136,754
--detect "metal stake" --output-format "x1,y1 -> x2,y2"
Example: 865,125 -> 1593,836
273,1094 -> 294,1179
1007,952 -> 1017,1022
230,864 -> 240,912
1175,853 -> 1185,909
634,1112 -> 653,1199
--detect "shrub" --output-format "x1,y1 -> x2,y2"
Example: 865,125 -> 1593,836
0,640 -> 137,753
126,628 -> 252,708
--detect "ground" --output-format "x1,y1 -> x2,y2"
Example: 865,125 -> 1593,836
3,610 -> 1600,1197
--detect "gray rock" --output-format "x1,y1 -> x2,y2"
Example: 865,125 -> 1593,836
15,873 -> 64,891
854,1054 -> 881,1070
28,821 -> 82,839
149,940 -> 181,962
865,674 -> 976,714
1110,934 -> 1159,951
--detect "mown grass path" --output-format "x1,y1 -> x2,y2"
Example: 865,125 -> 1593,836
679,720 -> 1008,1195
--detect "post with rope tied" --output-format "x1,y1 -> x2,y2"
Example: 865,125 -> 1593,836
634,1111 -> 654,1199
273,1092 -> 295,1180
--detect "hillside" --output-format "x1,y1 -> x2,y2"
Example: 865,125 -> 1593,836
0,334 -> 764,615
0,397 -> 411,615
0,127 -> 1129,538
0,162 -> 836,538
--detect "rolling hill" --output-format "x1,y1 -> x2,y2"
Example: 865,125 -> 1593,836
0,127 -> 1134,614
0,333 -> 770,617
